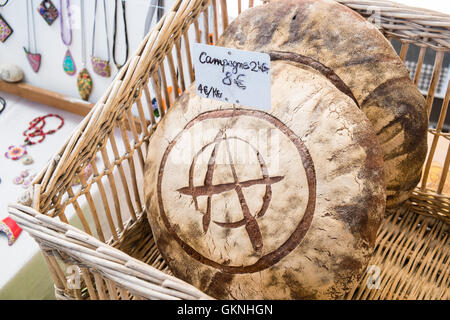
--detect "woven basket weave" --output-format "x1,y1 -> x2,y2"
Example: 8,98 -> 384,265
8,0 -> 449,300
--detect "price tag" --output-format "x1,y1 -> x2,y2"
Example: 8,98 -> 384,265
192,43 -> 271,111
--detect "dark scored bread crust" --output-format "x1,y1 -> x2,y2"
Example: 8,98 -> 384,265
217,0 -> 428,210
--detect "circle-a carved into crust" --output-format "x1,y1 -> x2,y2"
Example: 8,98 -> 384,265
145,60 -> 386,299
157,108 -> 316,273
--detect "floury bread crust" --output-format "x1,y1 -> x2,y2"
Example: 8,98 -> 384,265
144,61 -> 385,299
217,0 -> 428,210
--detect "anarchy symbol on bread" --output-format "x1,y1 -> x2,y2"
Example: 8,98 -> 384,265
176,128 -> 285,254
145,58 -> 386,299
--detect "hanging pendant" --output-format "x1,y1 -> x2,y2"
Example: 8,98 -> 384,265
37,0 -> 59,25
23,47 -> 41,73
77,67 -> 93,101
63,48 -> 76,75
0,13 -> 13,43
91,56 -> 111,78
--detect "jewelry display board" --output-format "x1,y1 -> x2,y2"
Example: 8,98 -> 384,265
0,0 -> 174,107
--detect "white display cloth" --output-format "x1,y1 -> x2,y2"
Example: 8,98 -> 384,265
0,92 -> 82,289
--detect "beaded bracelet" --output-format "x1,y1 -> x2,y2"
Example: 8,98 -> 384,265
5,113 -> 65,162
23,113 -> 64,145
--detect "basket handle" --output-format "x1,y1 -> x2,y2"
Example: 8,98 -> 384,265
8,202 -> 212,300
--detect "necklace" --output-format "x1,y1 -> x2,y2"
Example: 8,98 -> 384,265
60,0 -> 76,75
23,114 -> 64,145
144,0 -> 165,117
5,114 -> 65,165
0,0 -> 12,43
24,0 -> 41,73
77,0 -> 92,101
38,0 -> 59,26
143,0 -> 164,37
112,0 -> 128,70
91,0 -> 111,77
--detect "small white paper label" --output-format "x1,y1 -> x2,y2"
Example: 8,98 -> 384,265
193,43 -> 271,111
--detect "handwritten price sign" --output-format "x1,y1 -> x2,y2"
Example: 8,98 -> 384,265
193,43 -> 271,111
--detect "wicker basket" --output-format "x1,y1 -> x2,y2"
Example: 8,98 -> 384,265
8,0 -> 449,300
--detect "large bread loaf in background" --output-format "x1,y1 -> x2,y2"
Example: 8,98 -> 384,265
217,0 -> 428,210
144,60 -> 385,299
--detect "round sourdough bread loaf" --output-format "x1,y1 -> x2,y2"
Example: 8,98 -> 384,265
144,60 -> 385,299
217,0 -> 427,210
